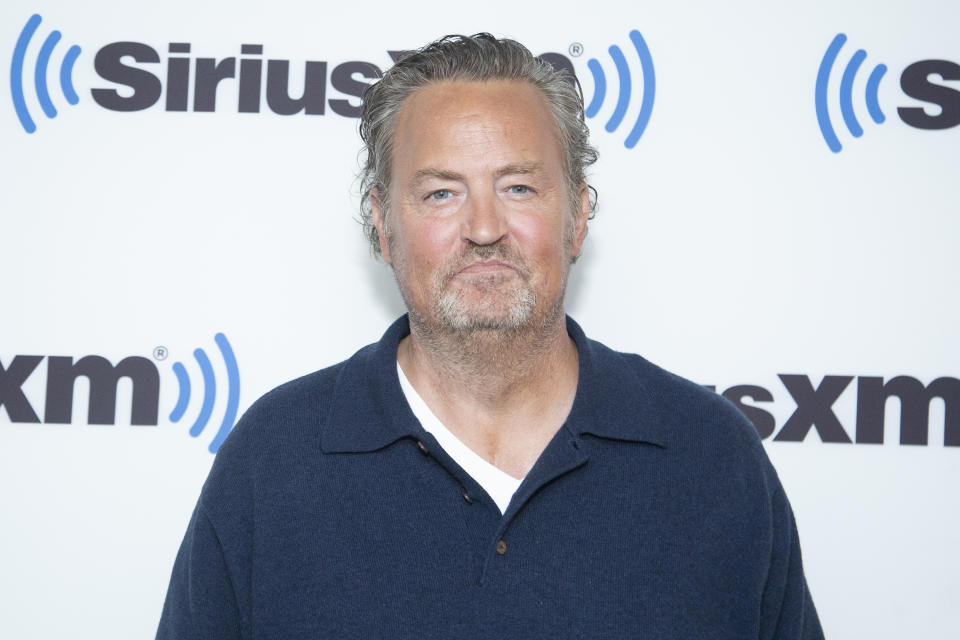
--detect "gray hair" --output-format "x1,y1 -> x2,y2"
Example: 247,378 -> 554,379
358,33 -> 598,257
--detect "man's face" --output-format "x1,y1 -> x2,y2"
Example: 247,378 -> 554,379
373,79 -> 589,334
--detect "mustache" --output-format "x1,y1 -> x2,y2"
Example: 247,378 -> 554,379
441,241 -> 529,280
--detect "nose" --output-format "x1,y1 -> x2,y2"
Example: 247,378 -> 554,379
461,190 -> 508,246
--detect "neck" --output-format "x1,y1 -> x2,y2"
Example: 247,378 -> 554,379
405,303 -> 571,391
397,308 -> 580,478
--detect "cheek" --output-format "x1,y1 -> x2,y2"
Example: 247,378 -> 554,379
425,223 -> 458,255
402,218 -> 461,275
510,215 -> 568,263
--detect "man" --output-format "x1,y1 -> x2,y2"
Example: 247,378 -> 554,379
157,34 -> 824,639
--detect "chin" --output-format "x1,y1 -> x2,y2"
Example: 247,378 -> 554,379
435,288 -> 537,332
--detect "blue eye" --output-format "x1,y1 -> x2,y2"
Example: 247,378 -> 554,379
509,185 -> 531,194
428,189 -> 452,201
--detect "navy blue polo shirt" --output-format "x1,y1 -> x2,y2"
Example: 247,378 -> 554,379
156,316 -> 823,639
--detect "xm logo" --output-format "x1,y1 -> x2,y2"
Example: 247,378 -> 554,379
815,32 -> 960,152
709,374 -> 960,446
0,333 -> 241,454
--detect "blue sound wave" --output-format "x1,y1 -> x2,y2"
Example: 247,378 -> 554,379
583,29 -> 655,149
211,333 -> 240,454
168,333 -> 241,454
10,14 -> 42,133
10,13 -> 82,134
839,49 -> 867,137
626,30 -> 656,149
865,64 -> 887,124
585,59 -> 605,118
170,363 -> 191,422
815,33 -> 887,153
189,348 -> 216,439
606,45 -> 631,133
35,31 -> 62,118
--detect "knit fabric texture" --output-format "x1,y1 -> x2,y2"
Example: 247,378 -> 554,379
156,315 -> 824,639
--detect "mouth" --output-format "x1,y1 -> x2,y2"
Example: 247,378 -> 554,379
456,259 -> 515,276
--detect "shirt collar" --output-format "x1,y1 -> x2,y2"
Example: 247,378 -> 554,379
321,315 -> 670,454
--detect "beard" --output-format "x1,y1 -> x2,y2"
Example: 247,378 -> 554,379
435,276 -> 537,331
432,242 -> 538,332
390,238 -> 569,336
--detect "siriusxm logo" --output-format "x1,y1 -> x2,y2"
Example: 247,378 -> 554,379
0,333 -> 241,454
582,30 -> 655,149
816,32 -> 960,152
10,13 -> 654,149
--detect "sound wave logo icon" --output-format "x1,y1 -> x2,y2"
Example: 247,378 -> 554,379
583,29 -> 655,149
10,13 -> 82,134
815,33 -> 888,153
168,333 -> 240,454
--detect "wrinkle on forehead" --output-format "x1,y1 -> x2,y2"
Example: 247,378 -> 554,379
391,80 -> 564,187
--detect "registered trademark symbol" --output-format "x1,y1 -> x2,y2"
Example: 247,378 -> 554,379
153,346 -> 168,361
569,42 -> 583,57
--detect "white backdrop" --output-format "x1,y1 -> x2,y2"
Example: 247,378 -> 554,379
1,1 -> 957,638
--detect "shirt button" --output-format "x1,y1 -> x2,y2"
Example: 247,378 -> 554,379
416,440 -> 428,454
496,539 -> 507,555
462,489 -> 473,504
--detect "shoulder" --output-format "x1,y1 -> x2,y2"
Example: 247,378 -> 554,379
584,340 -> 787,533
199,339 -> 383,495
220,359 -> 347,455
581,335 -> 777,491
626,347 -> 759,447
591,336 -> 759,443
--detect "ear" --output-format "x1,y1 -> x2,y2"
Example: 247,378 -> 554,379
569,182 -> 591,259
371,187 -> 392,263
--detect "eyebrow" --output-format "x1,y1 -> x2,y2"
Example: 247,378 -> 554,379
411,162 -> 544,185
412,168 -> 465,184
494,162 -> 543,180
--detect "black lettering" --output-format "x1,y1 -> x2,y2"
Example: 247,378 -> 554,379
773,375 -> 853,443
44,356 -> 160,425
898,60 -> 960,130
0,356 -> 43,423
329,61 -> 381,117
91,42 -> 162,112
266,60 -> 327,115
193,57 -> 236,112
238,44 -> 264,113
722,385 -> 776,439
165,43 -> 191,112
856,376 -> 960,446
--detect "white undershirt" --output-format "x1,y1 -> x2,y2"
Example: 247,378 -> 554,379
397,363 -> 523,515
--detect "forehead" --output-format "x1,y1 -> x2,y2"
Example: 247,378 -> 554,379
391,79 -> 564,176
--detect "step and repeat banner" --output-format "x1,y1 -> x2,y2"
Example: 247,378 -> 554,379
1,1 -> 957,638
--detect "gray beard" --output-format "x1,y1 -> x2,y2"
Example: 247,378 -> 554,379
393,244 -> 572,381
435,277 -> 538,331
388,233 -> 572,342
